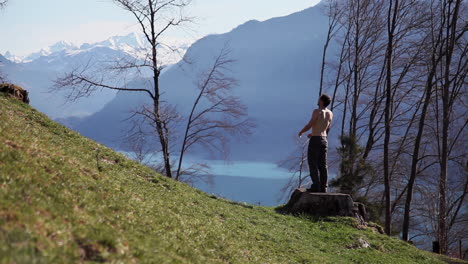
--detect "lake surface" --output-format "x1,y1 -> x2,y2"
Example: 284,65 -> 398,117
179,159 -> 337,206
190,175 -> 292,207
180,159 -> 297,206
120,152 -> 306,206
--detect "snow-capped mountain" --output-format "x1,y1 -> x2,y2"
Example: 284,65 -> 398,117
5,41 -> 79,63
3,51 -> 23,63
4,33 -> 191,65
86,33 -> 191,64
87,33 -> 148,56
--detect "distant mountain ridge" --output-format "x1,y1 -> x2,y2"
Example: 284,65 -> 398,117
3,33 -> 191,64
4,43 -> 73,63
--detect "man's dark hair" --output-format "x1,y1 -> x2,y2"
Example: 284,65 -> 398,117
320,94 -> 331,107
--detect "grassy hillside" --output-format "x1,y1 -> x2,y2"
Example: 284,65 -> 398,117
0,94 -> 464,264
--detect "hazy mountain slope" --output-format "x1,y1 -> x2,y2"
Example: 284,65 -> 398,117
0,94 -> 461,264
69,4 -> 342,162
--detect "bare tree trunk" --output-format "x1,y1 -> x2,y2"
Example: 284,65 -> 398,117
341,77 -> 351,137
402,64 -> 436,241
350,0 -> 359,139
330,30 -> 349,112
439,0 -> 462,253
402,0 -> 451,244
439,97 -> 449,254
148,1 -> 172,178
318,24 -> 331,98
382,0 -> 399,236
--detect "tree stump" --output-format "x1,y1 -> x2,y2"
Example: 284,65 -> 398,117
281,188 -> 368,224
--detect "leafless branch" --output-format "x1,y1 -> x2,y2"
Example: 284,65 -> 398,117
175,46 -> 255,180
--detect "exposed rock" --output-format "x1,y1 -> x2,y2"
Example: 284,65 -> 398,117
0,83 -> 30,104
357,237 -> 371,248
280,188 -> 368,224
347,237 -> 371,249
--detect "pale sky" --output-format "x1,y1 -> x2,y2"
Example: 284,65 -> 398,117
0,0 -> 321,56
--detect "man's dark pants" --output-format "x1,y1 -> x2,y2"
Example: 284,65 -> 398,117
307,136 -> 328,192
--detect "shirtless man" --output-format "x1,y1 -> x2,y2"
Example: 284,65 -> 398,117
298,94 -> 333,193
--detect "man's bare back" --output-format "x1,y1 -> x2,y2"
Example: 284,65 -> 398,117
311,108 -> 333,137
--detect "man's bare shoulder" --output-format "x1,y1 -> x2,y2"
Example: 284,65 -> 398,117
312,109 -> 320,116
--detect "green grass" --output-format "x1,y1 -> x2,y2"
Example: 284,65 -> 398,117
0,94 -> 465,264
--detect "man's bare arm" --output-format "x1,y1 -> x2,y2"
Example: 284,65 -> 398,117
326,113 -> 333,135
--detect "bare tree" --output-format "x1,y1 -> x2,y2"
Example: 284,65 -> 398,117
381,0 -> 426,237
401,0 -> 446,242
382,0 -> 399,235
175,47 -> 254,180
55,1 -> 253,182
55,0 -> 193,178
325,0 -> 388,201
432,0 -> 466,253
